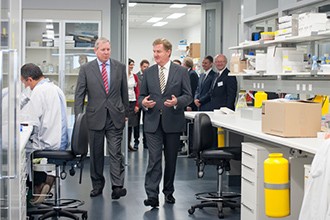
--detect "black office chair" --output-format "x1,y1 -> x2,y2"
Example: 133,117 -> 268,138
27,112 -> 88,220
188,113 -> 241,219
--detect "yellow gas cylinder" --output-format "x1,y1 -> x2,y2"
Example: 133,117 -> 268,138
313,95 -> 329,116
254,91 -> 268,108
264,153 -> 290,217
217,128 -> 224,148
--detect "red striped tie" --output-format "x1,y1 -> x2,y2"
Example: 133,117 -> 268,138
102,62 -> 109,93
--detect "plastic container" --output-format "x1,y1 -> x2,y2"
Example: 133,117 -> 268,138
264,153 -> 290,217
254,91 -> 267,108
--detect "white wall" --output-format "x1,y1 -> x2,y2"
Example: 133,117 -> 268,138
222,0 -> 241,59
128,25 -> 201,73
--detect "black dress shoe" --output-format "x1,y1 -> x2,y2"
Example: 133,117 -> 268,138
90,189 -> 102,197
133,143 -> 139,150
165,194 -> 176,204
128,145 -> 137,152
111,187 -> 127,200
144,198 -> 159,207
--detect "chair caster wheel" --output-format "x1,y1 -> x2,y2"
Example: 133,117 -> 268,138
82,213 -> 88,219
188,207 -> 195,215
218,212 -> 224,219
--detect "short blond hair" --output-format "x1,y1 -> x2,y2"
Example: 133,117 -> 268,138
183,57 -> 194,69
153,38 -> 172,52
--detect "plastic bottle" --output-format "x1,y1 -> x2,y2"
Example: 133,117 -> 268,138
254,91 -> 267,108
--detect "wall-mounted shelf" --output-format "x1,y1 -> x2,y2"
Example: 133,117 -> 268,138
229,30 -> 330,50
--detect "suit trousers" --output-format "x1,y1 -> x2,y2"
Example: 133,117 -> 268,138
88,112 -> 125,191
133,109 -> 146,145
144,117 -> 180,199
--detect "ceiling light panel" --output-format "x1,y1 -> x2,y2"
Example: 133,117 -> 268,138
153,22 -> 168,27
147,17 -> 163,23
167,13 -> 185,19
170,4 -> 187,8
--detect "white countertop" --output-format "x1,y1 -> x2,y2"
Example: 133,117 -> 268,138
185,111 -> 324,154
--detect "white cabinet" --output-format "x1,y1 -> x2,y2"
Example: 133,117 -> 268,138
23,20 -> 100,102
241,142 -> 278,220
241,142 -> 312,220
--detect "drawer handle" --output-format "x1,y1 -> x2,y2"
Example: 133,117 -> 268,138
242,164 -> 255,172
242,203 -> 254,213
242,151 -> 255,158
242,177 -> 254,185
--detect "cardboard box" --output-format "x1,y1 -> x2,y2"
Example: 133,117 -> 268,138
262,100 -> 321,137
189,43 -> 200,58
230,54 -> 247,73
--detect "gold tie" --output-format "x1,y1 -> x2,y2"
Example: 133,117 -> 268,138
159,67 -> 166,94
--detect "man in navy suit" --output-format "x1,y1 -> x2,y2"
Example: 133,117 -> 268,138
194,55 -> 216,111
209,54 -> 237,111
139,38 -> 192,207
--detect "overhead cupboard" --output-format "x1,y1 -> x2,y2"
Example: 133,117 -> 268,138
231,0 -> 330,96
22,10 -> 101,103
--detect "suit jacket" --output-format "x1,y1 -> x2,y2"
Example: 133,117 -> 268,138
138,62 -> 192,133
187,69 -> 199,111
194,69 -> 216,111
136,71 -> 143,87
209,68 -> 237,111
74,58 -> 129,130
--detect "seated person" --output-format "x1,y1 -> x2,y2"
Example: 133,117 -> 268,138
20,63 -> 69,205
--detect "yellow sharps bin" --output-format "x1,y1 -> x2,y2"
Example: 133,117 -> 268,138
264,153 -> 290,217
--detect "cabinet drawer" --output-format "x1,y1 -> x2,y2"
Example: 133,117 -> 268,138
242,149 -> 257,169
241,202 -> 256,220
241,176 -> 257,206
242,162 -> 256,179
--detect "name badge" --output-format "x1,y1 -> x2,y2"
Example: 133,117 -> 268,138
217,81 -> 223,87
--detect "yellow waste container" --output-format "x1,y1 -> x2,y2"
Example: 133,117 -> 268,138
313,95 -> 329,116
254,91 -> 268,108
217,128 -> 224,148
264,153 -> 290,217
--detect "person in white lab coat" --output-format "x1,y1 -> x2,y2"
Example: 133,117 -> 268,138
299,138 -> 330,220
20,63 -> 68,205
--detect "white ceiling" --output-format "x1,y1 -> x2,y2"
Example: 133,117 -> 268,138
128,3 -> 201,29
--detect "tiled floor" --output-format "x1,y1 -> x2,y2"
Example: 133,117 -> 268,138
32,147 -> 241,219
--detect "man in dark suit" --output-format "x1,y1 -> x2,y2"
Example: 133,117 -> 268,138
209,54 -> 237,111
74,37 -> 129,199
182,57 -> 199,111
139,38 -> 192,207
194,55 -> 217,111
134,59 -> 150,149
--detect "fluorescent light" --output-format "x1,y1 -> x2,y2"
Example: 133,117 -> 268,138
147,17 -> 163,23
153,22 -> 168,27
170,4 -> 187,8
167,13 -> 185,19
129,3 -> 137,7
46,24 -> 54,29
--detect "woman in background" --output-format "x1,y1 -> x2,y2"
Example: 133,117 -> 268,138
127,58 -> 140,151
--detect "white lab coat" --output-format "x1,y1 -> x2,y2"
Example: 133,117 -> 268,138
21,79 -> 67,152
299,139 -> 330,220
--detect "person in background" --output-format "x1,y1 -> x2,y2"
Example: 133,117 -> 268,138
194,55 -> 217,111
209,54 -> 237,111
182,57 -> 199,111
172,59 -> 182,65
20,63 -> 68,205
74,37 -> 129,199
139,38 -> 192,208
127,58 -> 139,151
134,59 -> 150,149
